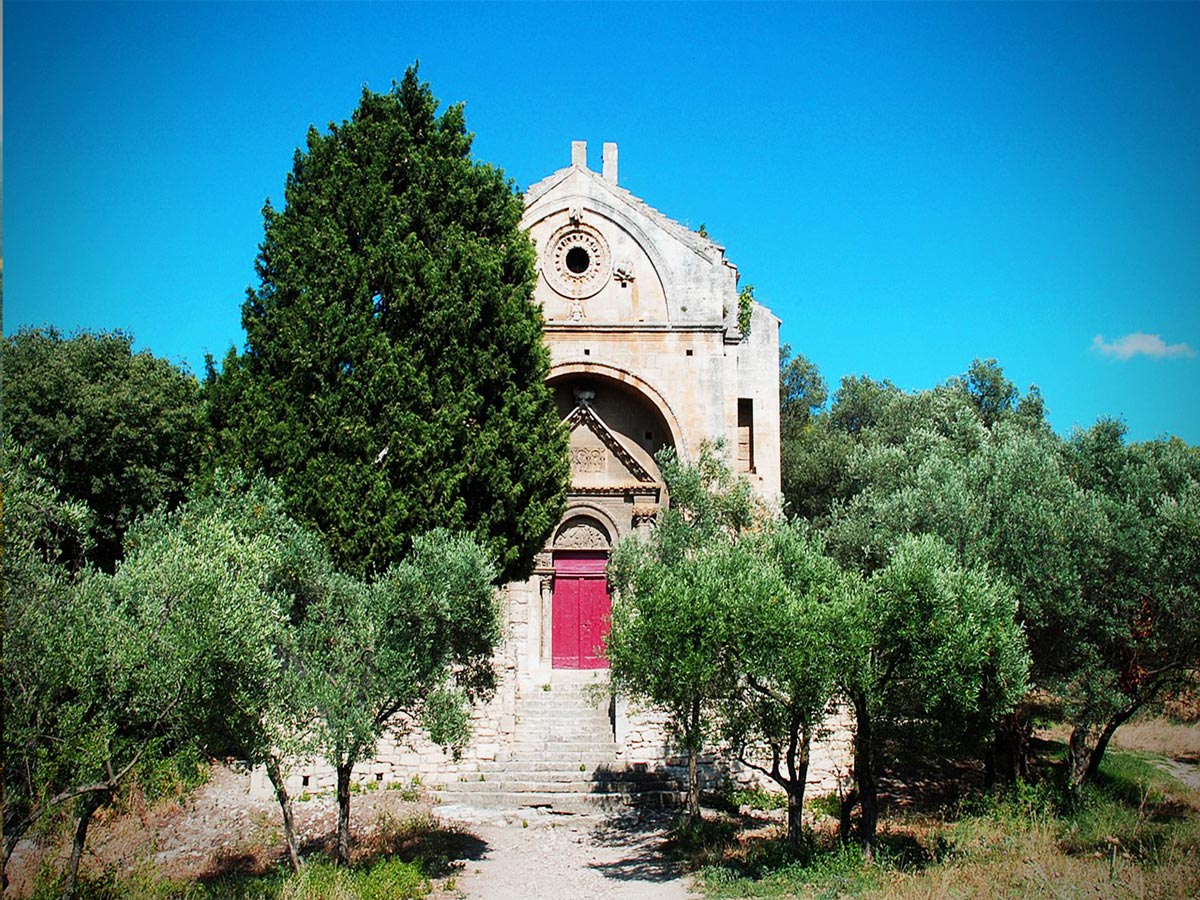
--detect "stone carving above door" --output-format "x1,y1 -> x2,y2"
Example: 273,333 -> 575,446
553,517 -> 611,550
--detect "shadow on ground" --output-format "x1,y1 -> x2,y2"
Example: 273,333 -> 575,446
196,821 -> 489,883
585,810 -> 688,884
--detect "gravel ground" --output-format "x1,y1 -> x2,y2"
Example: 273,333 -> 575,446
433,808 -> 696,900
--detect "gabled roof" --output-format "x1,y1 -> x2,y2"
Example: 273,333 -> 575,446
525,164 -> 728,264
563,401 -> 656,485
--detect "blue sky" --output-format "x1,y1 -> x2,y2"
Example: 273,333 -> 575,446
5,2 -> 1198,443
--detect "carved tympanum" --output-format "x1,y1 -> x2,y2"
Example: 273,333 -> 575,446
554,519 -> 611,550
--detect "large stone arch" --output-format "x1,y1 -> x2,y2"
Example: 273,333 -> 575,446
547,361 -> 687,458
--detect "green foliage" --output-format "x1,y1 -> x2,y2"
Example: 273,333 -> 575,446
28,857 -> 428,900
779,344 -> 829,431
854,535 -> 1029,732
720,521 -> 849,845
3,439 -> 95,860
208,65 -> 568,581
781,352 -> 1200,789
737,284 -> 755,337
728,785 -> 789,811
607,443 -> 762,820
838,534 -> 1029,853
1056,424 -> 1200,785
301,529 -> 499,764
296,528 -> 499,862
2,327 -> 207,570
2,467 -> 325,887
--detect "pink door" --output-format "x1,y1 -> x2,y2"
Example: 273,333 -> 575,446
552,551 -> 611,669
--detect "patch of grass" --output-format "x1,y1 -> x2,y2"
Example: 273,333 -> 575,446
1112,718 -> 1200,761
700,838 -> 883,899
690,747 -> 1200,899
729,785 -> 788,811
386,776 -> 422,802
277,859 -> 426,900
807,792 -> 841,820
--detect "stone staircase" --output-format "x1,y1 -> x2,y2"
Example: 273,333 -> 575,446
434,679 -> 683,814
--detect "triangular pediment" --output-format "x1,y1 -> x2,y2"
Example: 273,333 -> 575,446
564,402 -> 656,487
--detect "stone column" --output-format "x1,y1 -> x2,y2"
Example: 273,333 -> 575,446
538,574 -> 554,668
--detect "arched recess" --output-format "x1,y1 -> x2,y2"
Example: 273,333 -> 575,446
547,362 -> 687,459
553,509 -> 618,551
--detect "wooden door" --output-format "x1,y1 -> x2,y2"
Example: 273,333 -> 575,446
551,551 -> 611,669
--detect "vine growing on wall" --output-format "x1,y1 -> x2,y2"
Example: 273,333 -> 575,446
737,284 -> 755,338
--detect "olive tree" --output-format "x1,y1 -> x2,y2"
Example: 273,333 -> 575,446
838,536 -> 1028,858
298,530 -> 500,866
721,521 -> 847,849
606,444 -> 758,824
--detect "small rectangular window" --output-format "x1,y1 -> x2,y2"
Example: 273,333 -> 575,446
737,398 -> 755,474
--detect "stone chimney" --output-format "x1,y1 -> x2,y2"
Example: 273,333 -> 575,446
602,142 -> 618,184
571,140 -> 587,168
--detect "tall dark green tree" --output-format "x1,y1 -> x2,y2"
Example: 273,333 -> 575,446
1,328 -> 207,571
209,66 -> 569,580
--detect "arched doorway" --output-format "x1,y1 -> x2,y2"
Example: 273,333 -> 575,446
551,517 -> 612,669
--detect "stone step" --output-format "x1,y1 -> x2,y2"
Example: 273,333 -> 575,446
438,777 -> 679,794
510,733 -> 614,744
512,720 -> 614,731
517,692 -> 610,701
515,708 -> 612,719
472,763 -> 628,777
497,749 -> 618,761
455,767 -> 682,784
510,735 -> 615,743
433,789 -> 682,814
514,709 -> 612,720
506,739 -> 619,753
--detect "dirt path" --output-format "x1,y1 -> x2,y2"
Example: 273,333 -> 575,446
435,810 -> 696,900
6,768 -> 697,900
1154,757 -> 1200,793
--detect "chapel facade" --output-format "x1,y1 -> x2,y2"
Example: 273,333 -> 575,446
510,140 -> 781,682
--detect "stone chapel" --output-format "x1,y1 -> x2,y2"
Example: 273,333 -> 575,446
511,140 -> 781,679
273,142 -> 820,809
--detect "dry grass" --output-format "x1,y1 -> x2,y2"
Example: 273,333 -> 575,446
1112,719 -> 1200,763
696,733 -> 1200,900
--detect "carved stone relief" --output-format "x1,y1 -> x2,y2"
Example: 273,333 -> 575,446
571,447 -> 606,475
553,519 -> 611,550
631,504 -> 659,528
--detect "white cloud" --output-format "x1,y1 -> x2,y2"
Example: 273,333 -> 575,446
1091,332 -> 1196,361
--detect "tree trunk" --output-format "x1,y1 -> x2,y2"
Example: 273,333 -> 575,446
265,755 -> 301,872
784,722 -> 811,851
62,795 -> 100,900
335,762 -> 353,867
838,786 -> 858,847
1,751 -> 7,895
1067,725 -> 1093,797
685,697 -> 701,825
852,693 -> 877,861
989,709 -> 1031,786
1084,706 -> 1138,783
